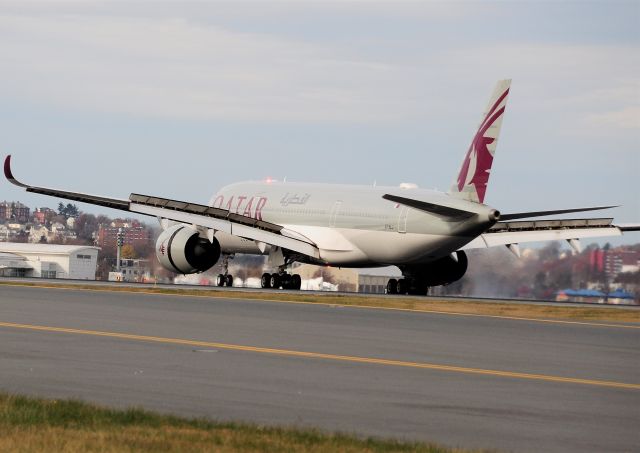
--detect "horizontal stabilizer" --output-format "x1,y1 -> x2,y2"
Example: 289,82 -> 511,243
382,194 -> 476,221
617,224 -> 640,232
500,206 -> 617,221
462,217 -> 626,250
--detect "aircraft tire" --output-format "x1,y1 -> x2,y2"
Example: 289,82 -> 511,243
408,282 -> 428,296
280,273 -> 292,289
397,279 -> 408,294
261,273 -> 272,289
270,273 -> 281,289
216,274 -> 225,287
292,274 -> 302,290
386,278 -> 398,294
225,274 -> 233,287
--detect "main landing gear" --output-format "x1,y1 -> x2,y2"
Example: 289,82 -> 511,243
261,272 -> 302,290
216,254 -> 234,287
386,278 -> 428,296
216,273 -> 233,287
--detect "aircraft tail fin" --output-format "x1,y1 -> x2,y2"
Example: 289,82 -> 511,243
449,79 -> 511,204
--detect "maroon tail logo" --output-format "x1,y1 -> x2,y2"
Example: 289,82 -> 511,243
456,88 -> 509,203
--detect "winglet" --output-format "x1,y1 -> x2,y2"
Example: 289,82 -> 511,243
4,155 -> 28,188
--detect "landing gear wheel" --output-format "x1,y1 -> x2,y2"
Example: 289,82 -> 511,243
225,274 -> 233,287
261,273 -> 272,289
216,274 -> 225,287
270,273 -> 281,289
386,278 -> 398,295
397,279 -> 408,294
408,282 -> 428,296
291,274 -> 302,290
280,274 -> 293,289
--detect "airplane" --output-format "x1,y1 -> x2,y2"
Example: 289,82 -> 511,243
4,80 -> 639,294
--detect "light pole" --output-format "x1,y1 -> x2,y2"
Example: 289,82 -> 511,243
116,227 -> 123,272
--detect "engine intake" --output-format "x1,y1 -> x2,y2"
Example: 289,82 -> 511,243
156,224 -> 220,274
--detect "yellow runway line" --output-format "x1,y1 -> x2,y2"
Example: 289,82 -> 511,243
1,321 -> 638,391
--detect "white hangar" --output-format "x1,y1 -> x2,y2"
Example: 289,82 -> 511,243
0,242 -> 100,280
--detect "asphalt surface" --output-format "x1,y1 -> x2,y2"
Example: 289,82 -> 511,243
0,285 -> 638,452
3,276 -> 639,309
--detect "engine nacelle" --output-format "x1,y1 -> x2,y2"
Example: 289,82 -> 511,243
424,250 -> 468,286
155,224 -> 220,274
405,251 -> 468,288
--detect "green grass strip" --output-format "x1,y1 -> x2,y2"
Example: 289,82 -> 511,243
0,393 -> 491,452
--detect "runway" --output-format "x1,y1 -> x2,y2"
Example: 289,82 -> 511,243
1,285 -> 638,452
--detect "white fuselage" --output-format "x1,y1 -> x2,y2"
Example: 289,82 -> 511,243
210,181 -> 496,267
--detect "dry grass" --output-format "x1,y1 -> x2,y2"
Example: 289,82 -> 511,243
1,280 -> 638,323
0,394 -> 487,453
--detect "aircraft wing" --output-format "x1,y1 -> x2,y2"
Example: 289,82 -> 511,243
4,155 -> 320,259
462,218 -> 639,254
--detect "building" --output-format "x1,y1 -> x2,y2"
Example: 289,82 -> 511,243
112,258 -> 153,282
555,288 -> 637,305
589,249 -> 605,273
292,264 -> 358,291
358,274 -> 390,294
289,264 -> 399,293
97,221 -> 152,253
605,250 -> 640,278
607,289 -> 637,305
32,207 -> 56,224
28,225 -> 51,243
0,201 -> 30,223
556,289 -> 606,304
0,242 -> 100,279
0,252 -> 32,277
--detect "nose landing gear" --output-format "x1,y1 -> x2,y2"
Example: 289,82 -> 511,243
216,254 -> 234,287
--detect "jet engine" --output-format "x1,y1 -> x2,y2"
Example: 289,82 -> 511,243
403,251 -> 468,289
155,224 -> 220,274
422,250 -> 468,286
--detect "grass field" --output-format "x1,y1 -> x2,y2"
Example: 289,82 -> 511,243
1,280 -> 638,323
0,393 -> 489,453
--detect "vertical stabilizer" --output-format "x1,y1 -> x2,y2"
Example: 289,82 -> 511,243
449,79 -> 511,204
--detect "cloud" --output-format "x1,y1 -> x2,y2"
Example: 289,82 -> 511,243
0,9 -> 638,130
585,106 -> 640,130
0,13 -> 410,123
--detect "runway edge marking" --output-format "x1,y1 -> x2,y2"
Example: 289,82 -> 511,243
1,282 -> 638,330
1,321 -> 638,391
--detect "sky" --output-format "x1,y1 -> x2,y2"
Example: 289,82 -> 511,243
0,1 -> 638,246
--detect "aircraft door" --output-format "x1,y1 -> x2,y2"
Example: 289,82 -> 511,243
330,201 -> 342,227
397,206 -> 408,233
